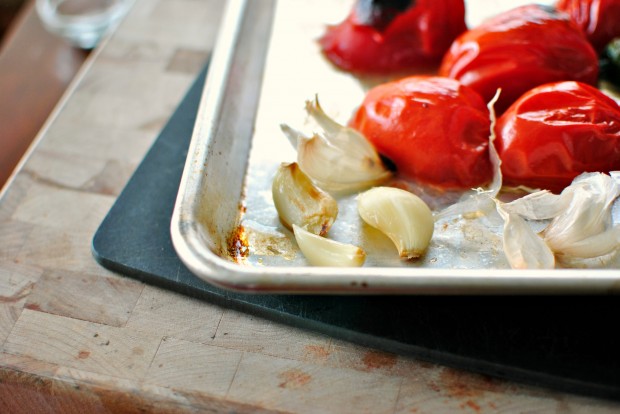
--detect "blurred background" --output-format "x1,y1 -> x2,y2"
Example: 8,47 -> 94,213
0,0 -> 24,39
0,0 -> 89,190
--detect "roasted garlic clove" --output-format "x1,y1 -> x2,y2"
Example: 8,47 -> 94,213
358,187 -> 434,259
272,162 -> 338,236
293,224 -> 366,267
279,96 -> 391,193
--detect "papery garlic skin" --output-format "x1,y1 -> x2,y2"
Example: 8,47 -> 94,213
501,190 -> 571,220
279,96 -> 391,193
541,172 -> 620,261
432,90 -> 620,269
358,187 -> 434,259
434,90 -> 503,222
556,227 -> 620,260
293,224 -> 366,267
272,162 -> 338,236
500,172 -> 620,266
496,202 -> 555,269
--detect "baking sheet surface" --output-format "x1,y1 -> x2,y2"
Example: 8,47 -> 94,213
242,0 -> 619,266
171,0 -> 620,293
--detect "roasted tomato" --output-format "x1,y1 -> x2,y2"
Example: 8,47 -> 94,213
556,0 -> 620,53
439,4 -> 599,114
319,0 -> 467,74
349,76 -> 493,189
495,81 -> 620,193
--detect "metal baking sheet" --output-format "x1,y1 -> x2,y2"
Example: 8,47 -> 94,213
171,0 -> 620,294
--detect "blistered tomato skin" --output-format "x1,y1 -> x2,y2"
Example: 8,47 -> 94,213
495,81 -> 620,193
439,4 -> 599,114
350,76 -> 493,190
556,0 -> 620,53
320,0 -> 467,74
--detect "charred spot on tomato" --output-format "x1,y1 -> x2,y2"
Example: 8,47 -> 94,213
320,0 -> 466,74
228,224 -> 249,262
379,154 -> 397,172
355,0 -> 414,31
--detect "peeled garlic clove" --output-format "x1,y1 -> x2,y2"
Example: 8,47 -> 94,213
495,202 -> 555,269
293,224 -> 366,267
358,187 -> 434,259
272,162 -> 338,236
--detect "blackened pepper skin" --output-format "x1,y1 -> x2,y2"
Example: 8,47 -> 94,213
320,0 -> 466,74
354,0 -> 414,31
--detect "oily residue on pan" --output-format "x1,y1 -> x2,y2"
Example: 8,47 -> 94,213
228,224 -> 250,263
227,201 -> 250,263
228,218 -> 297,263
226,195 -> 297,263
245,221 -> 296,260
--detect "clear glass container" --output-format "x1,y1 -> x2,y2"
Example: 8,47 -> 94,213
36,0 -> 133,49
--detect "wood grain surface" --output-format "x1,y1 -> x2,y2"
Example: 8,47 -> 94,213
1,0 -> 620,412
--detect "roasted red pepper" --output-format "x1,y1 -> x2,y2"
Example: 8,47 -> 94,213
495,81 -> 620,193
319,0 -> 467,74
439,4 -> 599,114
350,76 -> 493,189
556,0 -> 620,53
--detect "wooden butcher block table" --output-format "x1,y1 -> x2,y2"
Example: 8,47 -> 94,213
1,0 -> 620,412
